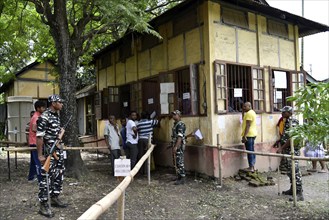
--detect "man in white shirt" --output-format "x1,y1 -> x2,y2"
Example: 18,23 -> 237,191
104,115 -> 121,175
125,111 -> 138,169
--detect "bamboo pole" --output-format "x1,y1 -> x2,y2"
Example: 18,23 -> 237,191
147,135 -> 152,185
290,120 -> 297,206
218,146 -> 329,161
117,190 -> 125,220
217,134 -> 222,186
78,144 -> 155,220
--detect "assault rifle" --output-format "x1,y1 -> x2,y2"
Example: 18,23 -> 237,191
42,115 -> 72,172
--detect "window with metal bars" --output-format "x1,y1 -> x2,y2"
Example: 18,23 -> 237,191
159,64 -> 199,116
214,62 -> 265,113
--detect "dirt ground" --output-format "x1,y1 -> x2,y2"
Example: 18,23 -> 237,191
0,151 -> 328,220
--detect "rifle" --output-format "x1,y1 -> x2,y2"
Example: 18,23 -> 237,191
42,115 -> 72,172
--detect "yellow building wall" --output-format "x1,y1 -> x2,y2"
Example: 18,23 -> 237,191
7,62 -> 59,99
106,66 -> 115,87
259,34 -> 279,67
150,44 -> 165,75
168,35 -> 184,69
115,63 -> 125,85
279,38 -> 295,70
237,29 -> 257,65
185,28 -> 202,64
19,62 -> 56,80
213,24 -> 236,62
125,57 -> 137,83
98,68 -> 107,90
138,50 -> 151,79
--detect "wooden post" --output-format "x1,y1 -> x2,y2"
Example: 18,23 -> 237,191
147,135 -> 152,185
217,134 -> 222,186
117,190 -> 125,220
277,163 -> 281,195
290,120 -> 297,206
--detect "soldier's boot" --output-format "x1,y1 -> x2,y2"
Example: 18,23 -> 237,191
282,187 -> 293,195
289,190 -> 304,202
51,196 -> 68,208
174,177 -> 185,185
38,202 -> 54,218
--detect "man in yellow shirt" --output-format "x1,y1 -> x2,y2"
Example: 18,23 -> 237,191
241,102 -> 257,172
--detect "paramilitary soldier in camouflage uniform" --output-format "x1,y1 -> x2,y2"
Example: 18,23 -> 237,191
36,95 -> 68,217
278,106 -> 304,201
171,110 -> 187,185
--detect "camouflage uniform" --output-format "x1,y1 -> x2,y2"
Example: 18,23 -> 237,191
280,117 -> 303,193
171,120 -> 186,179
37,109 -> 65,203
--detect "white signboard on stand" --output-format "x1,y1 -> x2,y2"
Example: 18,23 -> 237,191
114,159 -> 131,176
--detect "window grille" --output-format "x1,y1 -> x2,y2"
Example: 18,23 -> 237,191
214,62 -> 265,113
159,65 -> 199,116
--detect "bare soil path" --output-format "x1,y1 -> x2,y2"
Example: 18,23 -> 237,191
0,152 -> 328,220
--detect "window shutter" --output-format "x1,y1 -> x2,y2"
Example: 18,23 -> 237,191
102,88 -> 109,119
94,91 -> 102,120
214,62 -> 227,113
190,64 -> 199,115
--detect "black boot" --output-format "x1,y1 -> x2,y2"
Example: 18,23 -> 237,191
51,196 -> 68,208
289,191 -> 304,202
282,187 -> 293,195
38,202 -> 54,218
174,177 -> 185,185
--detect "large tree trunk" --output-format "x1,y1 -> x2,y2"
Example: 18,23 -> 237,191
49,0 -> 87,179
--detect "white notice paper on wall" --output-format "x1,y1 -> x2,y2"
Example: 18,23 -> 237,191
161,104 -> 169,114
276,91 -> 282,100
274,71 -> 287,88
256,115 -> 261,126
234,88 -> 243,97
160,82 -> 175,93
160,93 -> 168,104
123,102 -> 128,107
183,92 -> 190,100
218,116 -> 225,129
194,129 -> 203,140
114,158 -> 131,176
148,98 -> 154,104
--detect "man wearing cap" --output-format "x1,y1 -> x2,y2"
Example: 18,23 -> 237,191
171,110 -> 187,185
278,106 -> 304,201
36,94 -> 67,217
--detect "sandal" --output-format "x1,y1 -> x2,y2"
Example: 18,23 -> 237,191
307,169 -> 317,172
318,169 -> 327,173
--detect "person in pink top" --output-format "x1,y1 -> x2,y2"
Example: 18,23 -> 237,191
28,100 -> 46,182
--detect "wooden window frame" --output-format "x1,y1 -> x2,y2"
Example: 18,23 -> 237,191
214,62 -> 228,114
270,69 -> 305,112
214,61 -> 265,114
252,67 -> 265,113
85,96 -> 96,135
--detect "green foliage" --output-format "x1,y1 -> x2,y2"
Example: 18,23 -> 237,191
0,0 -> 180,86
287,82 -> 329,144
